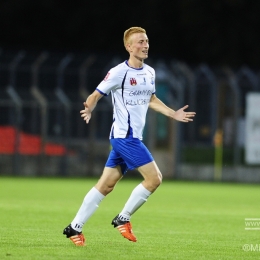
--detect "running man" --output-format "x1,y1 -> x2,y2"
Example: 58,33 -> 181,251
63,27 -> 196,246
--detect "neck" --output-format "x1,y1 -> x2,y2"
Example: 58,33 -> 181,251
127,56 -> 144,69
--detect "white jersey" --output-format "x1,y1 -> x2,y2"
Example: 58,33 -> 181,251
96,61 -> 156,140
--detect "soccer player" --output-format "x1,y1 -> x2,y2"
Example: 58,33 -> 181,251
63,27 -> 196,246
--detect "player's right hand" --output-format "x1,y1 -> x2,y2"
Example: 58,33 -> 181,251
80,102 -> 92,124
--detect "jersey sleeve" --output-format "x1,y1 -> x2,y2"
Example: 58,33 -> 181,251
96,68 -> 122,96
152,69 -> 156,94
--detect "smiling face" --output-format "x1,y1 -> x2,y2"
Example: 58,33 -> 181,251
126,33 -> 149,60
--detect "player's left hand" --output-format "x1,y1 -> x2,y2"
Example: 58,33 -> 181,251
173,105 -> 196,122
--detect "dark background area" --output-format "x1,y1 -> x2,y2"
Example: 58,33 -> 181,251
0,0 -> 260,68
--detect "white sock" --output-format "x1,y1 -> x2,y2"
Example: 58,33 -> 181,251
118,183 -> 152,221
71,187 -> 105,232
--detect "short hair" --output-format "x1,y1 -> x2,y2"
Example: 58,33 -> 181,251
123,27 -> 146,49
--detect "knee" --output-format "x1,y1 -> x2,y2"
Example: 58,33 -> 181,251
145,171 -> 162,192
158,172 -> 163,185
104,186 -> 114,195
153,172 -> 162,188
95,183 -> 116,196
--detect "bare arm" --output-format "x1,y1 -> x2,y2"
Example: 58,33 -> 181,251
149,94 -> 196,122
80,90 -> 103,124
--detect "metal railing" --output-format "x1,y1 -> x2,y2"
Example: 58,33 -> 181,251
0,49 -> 260,178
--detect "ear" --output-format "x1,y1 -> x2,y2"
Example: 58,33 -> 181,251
126,43 -> 132,52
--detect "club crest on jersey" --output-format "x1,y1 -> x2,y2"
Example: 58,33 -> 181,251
130,78 -> 137,86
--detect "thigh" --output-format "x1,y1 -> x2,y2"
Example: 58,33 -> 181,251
95,166 -> 123,195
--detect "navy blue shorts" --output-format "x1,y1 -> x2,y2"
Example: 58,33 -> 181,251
105,137 -> 154,174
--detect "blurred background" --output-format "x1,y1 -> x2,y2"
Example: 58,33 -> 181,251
0,0 -> 260,182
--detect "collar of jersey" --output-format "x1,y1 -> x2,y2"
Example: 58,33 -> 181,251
125,60 -> 143,70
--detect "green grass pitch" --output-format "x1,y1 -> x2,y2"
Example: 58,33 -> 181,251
0,177 -> 259,260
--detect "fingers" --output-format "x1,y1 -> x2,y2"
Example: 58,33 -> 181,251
185,113 -> 196,118
83,115 -> 90,124
186,112 -> 196,115
80,112 -> 87,118
181,105 -> 196,116
183,112 -> 196,123
182,117 -> 193,122
80,109 -> 91,124
184,118 -> 194,122
182,105 -> 189,110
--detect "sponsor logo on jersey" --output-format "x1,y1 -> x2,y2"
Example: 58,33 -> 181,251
140,77 -> 146,85
150,77 -> 155,85
130,78 -> 137,86
104,72 -> 110,81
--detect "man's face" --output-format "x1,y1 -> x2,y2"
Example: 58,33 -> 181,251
127,33 -> 149,60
